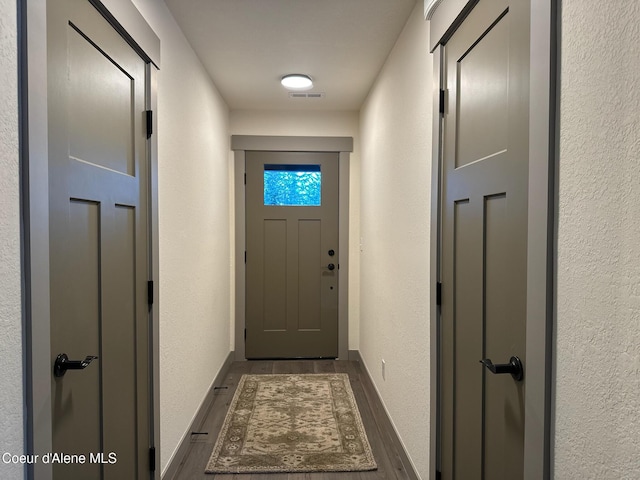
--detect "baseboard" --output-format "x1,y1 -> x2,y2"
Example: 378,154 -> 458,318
348,349 -> 362,361
162,350 -> 234,480
352,350 -> 421,480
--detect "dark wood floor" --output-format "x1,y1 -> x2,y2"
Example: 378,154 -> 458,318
171,360 -> 414,480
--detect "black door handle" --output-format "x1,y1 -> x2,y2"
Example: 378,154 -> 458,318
479,356 -> 523,381
54,353 -> 98,377
327,263 -> 335,271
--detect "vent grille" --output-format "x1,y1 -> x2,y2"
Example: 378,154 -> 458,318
288,92 -> 326,99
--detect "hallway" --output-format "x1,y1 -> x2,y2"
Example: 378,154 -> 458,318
172,360 -> 413,480
3,0 -> 640,479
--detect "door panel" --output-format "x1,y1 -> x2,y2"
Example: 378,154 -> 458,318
484,196 -> 525,480
48,0 -> 149,478
440,0 -> 529,478
102,204 -> 138,478
452,198 -> 483,480
69,23 -> 136,176
456,11 -> 509,168
246,152 -> 339,358
263,219 -> 288,331
298,220 -> 322,330
51,200 -> 102,479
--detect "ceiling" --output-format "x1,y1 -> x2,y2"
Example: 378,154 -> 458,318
164,0 -> 417,111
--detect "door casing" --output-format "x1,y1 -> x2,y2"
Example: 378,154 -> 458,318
427,1 -> 557,479
20,1 -> 161,478
231,135 -> 353,361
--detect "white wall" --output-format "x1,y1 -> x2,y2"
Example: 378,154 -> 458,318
131,1 -> 231,475
359,4 -> 432,479
0,0 -> 24,478
555,1 -> 640,478
229,110 -> 361,348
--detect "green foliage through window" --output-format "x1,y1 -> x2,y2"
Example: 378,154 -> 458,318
264,164 -> 321,206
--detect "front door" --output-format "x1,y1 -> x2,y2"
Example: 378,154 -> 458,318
245,151 -> 339,358
440,0 -> 530,478
48,0 -> 150,478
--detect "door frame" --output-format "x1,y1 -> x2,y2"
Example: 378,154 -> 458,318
426,1 -> 557,479
231,135 -> 353,361
20,1 -> 161,478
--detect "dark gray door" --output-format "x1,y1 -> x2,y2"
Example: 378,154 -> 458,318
48,0 -> 150,478
440,0 -> 530,478
245,151 -> 339,358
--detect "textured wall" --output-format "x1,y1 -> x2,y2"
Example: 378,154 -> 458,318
555,1 -> 640,478
0,0 -> 24,478
229,110 -> 361,348
131,1 -> 231,475
359,4 -> 432,478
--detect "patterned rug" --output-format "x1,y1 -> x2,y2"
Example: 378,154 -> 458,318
205,373 -> 377,474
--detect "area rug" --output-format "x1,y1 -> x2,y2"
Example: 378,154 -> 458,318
205,373 -> 377,474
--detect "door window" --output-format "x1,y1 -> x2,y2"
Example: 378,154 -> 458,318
263,164 -> 321,206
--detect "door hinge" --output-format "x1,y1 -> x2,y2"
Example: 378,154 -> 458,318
148,280 -> 154,306
244,251 -> 247,264
439,89 -> 446,114
436,282 -> 442,306
149,447 -> 156,472
244,328 -> 247,342
244,173 -> 246,185
145,110 -> 153,138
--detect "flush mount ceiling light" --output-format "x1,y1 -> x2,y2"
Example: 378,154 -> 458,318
281,74 -> 313,90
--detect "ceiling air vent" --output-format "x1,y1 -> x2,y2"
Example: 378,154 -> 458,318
288,92 -> 326,99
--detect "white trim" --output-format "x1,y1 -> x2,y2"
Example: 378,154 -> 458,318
424,0 -> 445,20
23,2 -> 53,478
524,1 -> 556,477
429,45 -> 443,480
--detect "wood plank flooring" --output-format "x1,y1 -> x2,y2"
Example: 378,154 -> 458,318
170,360 -> 414,480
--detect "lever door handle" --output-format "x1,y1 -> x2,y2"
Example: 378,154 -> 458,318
479,356 -> 523,381
54,353 -> 98,377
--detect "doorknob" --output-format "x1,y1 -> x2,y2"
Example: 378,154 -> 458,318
54,353 -> 98,377
479,356 -> 523,381
327,263 -> 335,271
